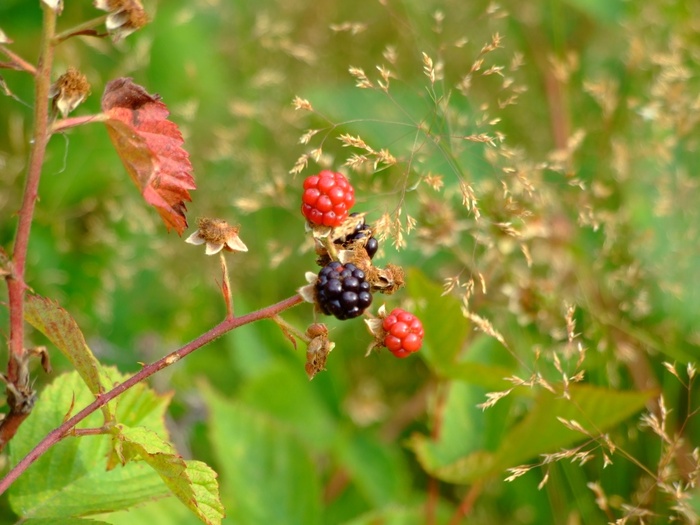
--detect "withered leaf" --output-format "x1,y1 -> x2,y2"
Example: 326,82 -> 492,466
101,77 -> 195,235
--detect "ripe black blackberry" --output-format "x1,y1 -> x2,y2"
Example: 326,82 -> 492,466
315,261 -> 373,320
334,213 -> 379,259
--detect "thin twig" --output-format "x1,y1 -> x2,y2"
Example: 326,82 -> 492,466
0,45 -> 37,75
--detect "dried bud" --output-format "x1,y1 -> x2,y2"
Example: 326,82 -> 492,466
304,323 -> 334,380
185,217 -> 248,255
94,0 -> 149,42
364,304 -> 387,355
50,68 -> 91,118
366,263 -> 405,294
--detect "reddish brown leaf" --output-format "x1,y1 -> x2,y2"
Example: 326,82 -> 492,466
101,77 -> 195,234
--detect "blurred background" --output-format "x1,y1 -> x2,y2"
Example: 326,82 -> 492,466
1,0 -> 699,523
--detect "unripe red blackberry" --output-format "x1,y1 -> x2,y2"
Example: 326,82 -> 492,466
335,212 -> 379,258
301,170 -> 355,227
316,261 -> 372,320
382,308 -> 424,358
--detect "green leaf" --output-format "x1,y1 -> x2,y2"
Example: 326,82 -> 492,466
115,425 -> 224,525
335,432 -> 410,507
8,370 -> 171,519
24,294 -> 110,415
22,518 -> 109,525
95,496 -> 200,525
340,503 -> 444,525
562,0 -> 625,24
409,383 -> 655,484
203,383 -> 322,525
417,381 -> 493,468
405,268 -> 469,373
237,362 -> 337,450
103,366 -> 172,469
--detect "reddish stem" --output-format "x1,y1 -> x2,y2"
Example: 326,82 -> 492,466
0,45 -> 37,75
1,4 -> 57,450
447,483 -> 482,525
0,293 -> 304,495
50,113 -> 107,133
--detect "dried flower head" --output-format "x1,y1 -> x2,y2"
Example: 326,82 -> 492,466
185,217 -> 248,256
49,67 -> 91,118
94,0 -> 149,42
304,323 -> 334,380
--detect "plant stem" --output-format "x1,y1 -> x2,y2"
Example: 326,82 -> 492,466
219,252 -> 233,318
53,14 -> 108,43
50,113 -> 107,134
0,45 -> 37,75
0,293 -> 304,495
1,3 -> 57,451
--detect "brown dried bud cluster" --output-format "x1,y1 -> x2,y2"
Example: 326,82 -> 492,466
49,68 -> 91,117
94,0 -> 149,41
317,213 -> 405,295
185,217 -> 248,256
304,323 -> 334,380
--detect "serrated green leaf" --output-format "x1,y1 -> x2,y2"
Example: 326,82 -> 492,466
24,294 -> 110,412
203,383 -> 322,525
115,425 -> 223,525
409,383 -> 655,484
405,268 -> 469,373
9,370 -> 171,519
103,367 -> 172,469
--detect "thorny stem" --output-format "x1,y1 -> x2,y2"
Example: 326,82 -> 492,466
0,293 -> 304,495
1,3 -> 58,451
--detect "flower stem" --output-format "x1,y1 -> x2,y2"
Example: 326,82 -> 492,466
0,293 -> 304,495
219,252 -> 234,318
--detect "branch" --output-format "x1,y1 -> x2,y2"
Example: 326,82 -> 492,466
2,3 -> 58,450
50,113 -> 107,134
0,45 -> 37,75
0,293 -> 304,495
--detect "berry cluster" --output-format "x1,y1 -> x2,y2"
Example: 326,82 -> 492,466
315,262 -> 372,320
300,169 -> 423,360
382,308 -> 424,358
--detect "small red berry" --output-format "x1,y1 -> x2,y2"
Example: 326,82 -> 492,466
382,308 -> 424,358
301,170 -> 355,227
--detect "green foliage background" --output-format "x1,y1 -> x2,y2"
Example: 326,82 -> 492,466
1,0 -> 699,524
